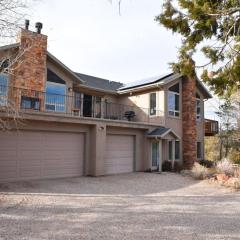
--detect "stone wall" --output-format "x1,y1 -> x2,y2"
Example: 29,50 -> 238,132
182,76 -> 197,169
9,29 -> 48,109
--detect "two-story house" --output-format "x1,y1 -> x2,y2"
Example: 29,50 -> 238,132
0,22 -> 212,182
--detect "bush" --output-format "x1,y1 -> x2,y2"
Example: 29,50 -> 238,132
216,158 -> 234,176
199,159 -> 214,168
234,168 -> 240,178
162,161 -> 172,172
191,162 -> 208,180
173,162 -> 183,172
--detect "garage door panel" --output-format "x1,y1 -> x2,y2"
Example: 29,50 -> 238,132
0,131 -> 85,181
105,135 -> 134,175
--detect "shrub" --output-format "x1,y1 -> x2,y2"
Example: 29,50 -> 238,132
199,159 -> 214,168
216,158 -> 234,176
191,162 -> 208,180
162,161 -> 172,172
234,168 -> 240,178
173,162 -> 183,172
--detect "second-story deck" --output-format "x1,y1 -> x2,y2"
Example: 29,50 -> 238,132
0,85 -> 165,126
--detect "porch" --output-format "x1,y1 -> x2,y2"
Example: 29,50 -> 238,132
0,85 -> 165,125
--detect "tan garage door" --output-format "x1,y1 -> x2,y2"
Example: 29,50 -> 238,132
104,135 -> 135,175
0,131 -> 84,182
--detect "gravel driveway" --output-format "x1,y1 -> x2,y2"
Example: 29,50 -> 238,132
0,173 -> 240,240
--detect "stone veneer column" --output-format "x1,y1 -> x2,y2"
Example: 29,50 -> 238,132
182,76 -> 197,169
9,29 -> 48,110
12,29 -> 47,92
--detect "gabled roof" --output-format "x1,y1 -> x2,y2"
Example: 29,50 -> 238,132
118,73 -> 175,91
47,52 -> 84,84
147,127 -> 180,139
0,43 -> 20,51
75,72 -> 123,92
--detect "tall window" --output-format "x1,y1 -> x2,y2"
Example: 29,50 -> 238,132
196,93 -> 201,120
168,141 -> 173,160
45,82 -> 66,112
175,140 -> 180,160
197,142 -> 202,159
168,83 -> 180,117
149,92 -> 156,116
0,74 -> 8,106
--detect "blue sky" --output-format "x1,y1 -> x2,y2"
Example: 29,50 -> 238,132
28,0 -> 219,119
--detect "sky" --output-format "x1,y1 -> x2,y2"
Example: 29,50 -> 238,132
27,0 -> 219,119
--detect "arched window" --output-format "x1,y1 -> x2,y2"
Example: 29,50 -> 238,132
168,83 -> 180,117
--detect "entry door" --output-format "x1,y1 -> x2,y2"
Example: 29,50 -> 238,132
152,142 -> 159,170
83,94 -> 92,117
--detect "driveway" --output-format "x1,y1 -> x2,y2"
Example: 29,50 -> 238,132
0,173 -> 240,240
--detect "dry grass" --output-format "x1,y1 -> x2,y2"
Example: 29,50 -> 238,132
191,162 -> 208,180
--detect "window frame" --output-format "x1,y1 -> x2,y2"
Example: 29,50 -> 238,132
149,92 -> 157,116
45,81 -> 66,112
175,140 -> 180,160
196,94 -> 201,121
168,140 -> 173,161
168,83 -> 180,118
0,73 -> 8,106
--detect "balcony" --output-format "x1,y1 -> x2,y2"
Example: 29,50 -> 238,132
0,85 -> 165,126
205,119 -> 219,136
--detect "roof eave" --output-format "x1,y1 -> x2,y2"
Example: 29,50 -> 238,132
47,51 -> 85,84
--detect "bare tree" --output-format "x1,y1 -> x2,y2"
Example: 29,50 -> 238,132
0,0 -> 33,131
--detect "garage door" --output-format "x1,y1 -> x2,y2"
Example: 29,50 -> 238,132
0,131 -> 84,181
104,135 -> 135,175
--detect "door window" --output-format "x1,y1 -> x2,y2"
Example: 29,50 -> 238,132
152,142 -> 159,167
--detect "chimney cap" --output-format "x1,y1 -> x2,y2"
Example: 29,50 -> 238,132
35,22 -> 43,34
25,19 -> 30,30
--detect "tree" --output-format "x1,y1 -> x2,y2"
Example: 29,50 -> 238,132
157,0 -> 240,96
0,0 -> 31,130
216,97 -> 239,160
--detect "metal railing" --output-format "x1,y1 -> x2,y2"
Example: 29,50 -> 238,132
0,85 -> 165,125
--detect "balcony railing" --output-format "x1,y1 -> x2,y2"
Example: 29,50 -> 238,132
205,119 -> 219,136
0,85 -> 165,125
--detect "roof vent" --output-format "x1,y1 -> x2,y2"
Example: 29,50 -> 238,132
25,19 -> 30,30
35,22 -> 43,34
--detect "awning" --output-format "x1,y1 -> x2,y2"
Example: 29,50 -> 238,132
147,127 -> 180,140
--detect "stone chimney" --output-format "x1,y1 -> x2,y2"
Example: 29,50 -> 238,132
12,21 -> 47,92
182,75 -> 197,169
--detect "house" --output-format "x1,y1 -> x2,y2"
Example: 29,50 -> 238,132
0,22 -> 212,182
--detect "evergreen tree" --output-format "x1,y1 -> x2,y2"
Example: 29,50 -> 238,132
156,0 -> 240,96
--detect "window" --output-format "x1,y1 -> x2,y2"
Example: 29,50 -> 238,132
45,82 -> 66,112
168,83 -> 180,117
149,92 -> 156,116
175,140 -> 180,160
168,141 -> 173,160
21,96 -> 40,110
197,142 -> 202,159
196,93 -> 201,120
152,142 -> 159,167
0,74 -> 8,106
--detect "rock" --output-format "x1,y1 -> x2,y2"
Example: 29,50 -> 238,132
225,177 -> 240,189
216,173 -> 229,183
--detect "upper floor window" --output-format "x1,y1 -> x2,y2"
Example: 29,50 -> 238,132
196,93 -> 201,120
0,74 -> 8,106
45,82 -> 66,112
168,83 -> 180,117
149,92 -> 156,116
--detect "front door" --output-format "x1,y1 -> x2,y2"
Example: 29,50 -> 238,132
83,94 -> 92,117
152,141 -> 159,170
